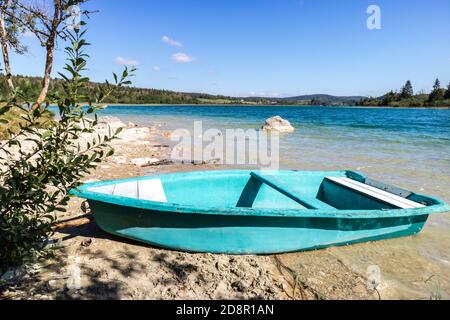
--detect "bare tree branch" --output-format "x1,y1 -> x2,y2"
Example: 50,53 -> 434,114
2,0 -> 92,105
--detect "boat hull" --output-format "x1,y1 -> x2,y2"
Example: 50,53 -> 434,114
71,170 -> 449,254
89,200 -> 429,254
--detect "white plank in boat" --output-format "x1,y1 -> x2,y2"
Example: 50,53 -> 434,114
325,177 -> 425,209
338,178 -> 425,208
138,179 -> 167,203
326,177 -> 415,209
113,181 -> 138,198
87,184 -> 115,195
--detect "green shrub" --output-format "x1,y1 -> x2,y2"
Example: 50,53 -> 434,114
0,23 -> 136,273
0,107 -> 55,140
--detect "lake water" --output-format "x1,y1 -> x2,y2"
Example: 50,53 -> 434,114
98,105 -> 450,299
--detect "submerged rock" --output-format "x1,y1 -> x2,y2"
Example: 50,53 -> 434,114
262,116 -> 295,133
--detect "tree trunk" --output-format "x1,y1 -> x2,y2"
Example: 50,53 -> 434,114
0,0 -> 13,90
35,0 -> 61,107
35,42 -> 55,106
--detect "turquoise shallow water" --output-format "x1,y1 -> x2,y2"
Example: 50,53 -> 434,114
97,105 -> 450,298
97,105 -> 450,200
98,105 -> 449,194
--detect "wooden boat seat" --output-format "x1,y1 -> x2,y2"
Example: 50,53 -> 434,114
325,177 -> 425,209
250,172 -> 336,210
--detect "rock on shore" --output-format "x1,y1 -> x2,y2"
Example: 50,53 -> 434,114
262,116 -> 295,133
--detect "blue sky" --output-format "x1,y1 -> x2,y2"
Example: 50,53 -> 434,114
11,0 -> 450,97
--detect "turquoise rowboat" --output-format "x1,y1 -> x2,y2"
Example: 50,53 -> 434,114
71,170 -> 449,254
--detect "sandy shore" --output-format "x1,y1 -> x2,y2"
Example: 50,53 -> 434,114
0,117 -> 378,300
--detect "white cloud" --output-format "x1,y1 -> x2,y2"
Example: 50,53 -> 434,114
115,56 -> 140,66
162,36 -> 183,47
152,66 -> 161,71
171,53 -> 194,63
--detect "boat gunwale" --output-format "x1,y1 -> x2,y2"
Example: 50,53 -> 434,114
70,170 -> 450,219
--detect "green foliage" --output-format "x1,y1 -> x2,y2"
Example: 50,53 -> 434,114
429,90 -> 445,103
382,91 -> 399,105
433,78 -> 441,91
445,83 -> 450,100
0,24 -> 135,273
400,80 -> 413,99
428,78 -> 444,103
0,107 -> 54,139
358,78 -> 450,107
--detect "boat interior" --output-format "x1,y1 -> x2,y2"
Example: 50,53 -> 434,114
86,171 -> 429,211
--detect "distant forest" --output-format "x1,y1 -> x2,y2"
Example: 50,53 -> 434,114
0,75 -> 362,106
0,74 -> 241,105
357,79 -> 450,107
1,75 -> 449,107
0,74 -> 302,105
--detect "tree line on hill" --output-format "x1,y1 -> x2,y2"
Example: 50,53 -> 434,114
0,74 -> 247,105
2,74 -> 449,107
0,74 -> 310,105
358,78 -> 450,107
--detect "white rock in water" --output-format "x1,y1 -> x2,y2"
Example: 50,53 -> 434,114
131,157 -> 160,167
262,116 -> 295,133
